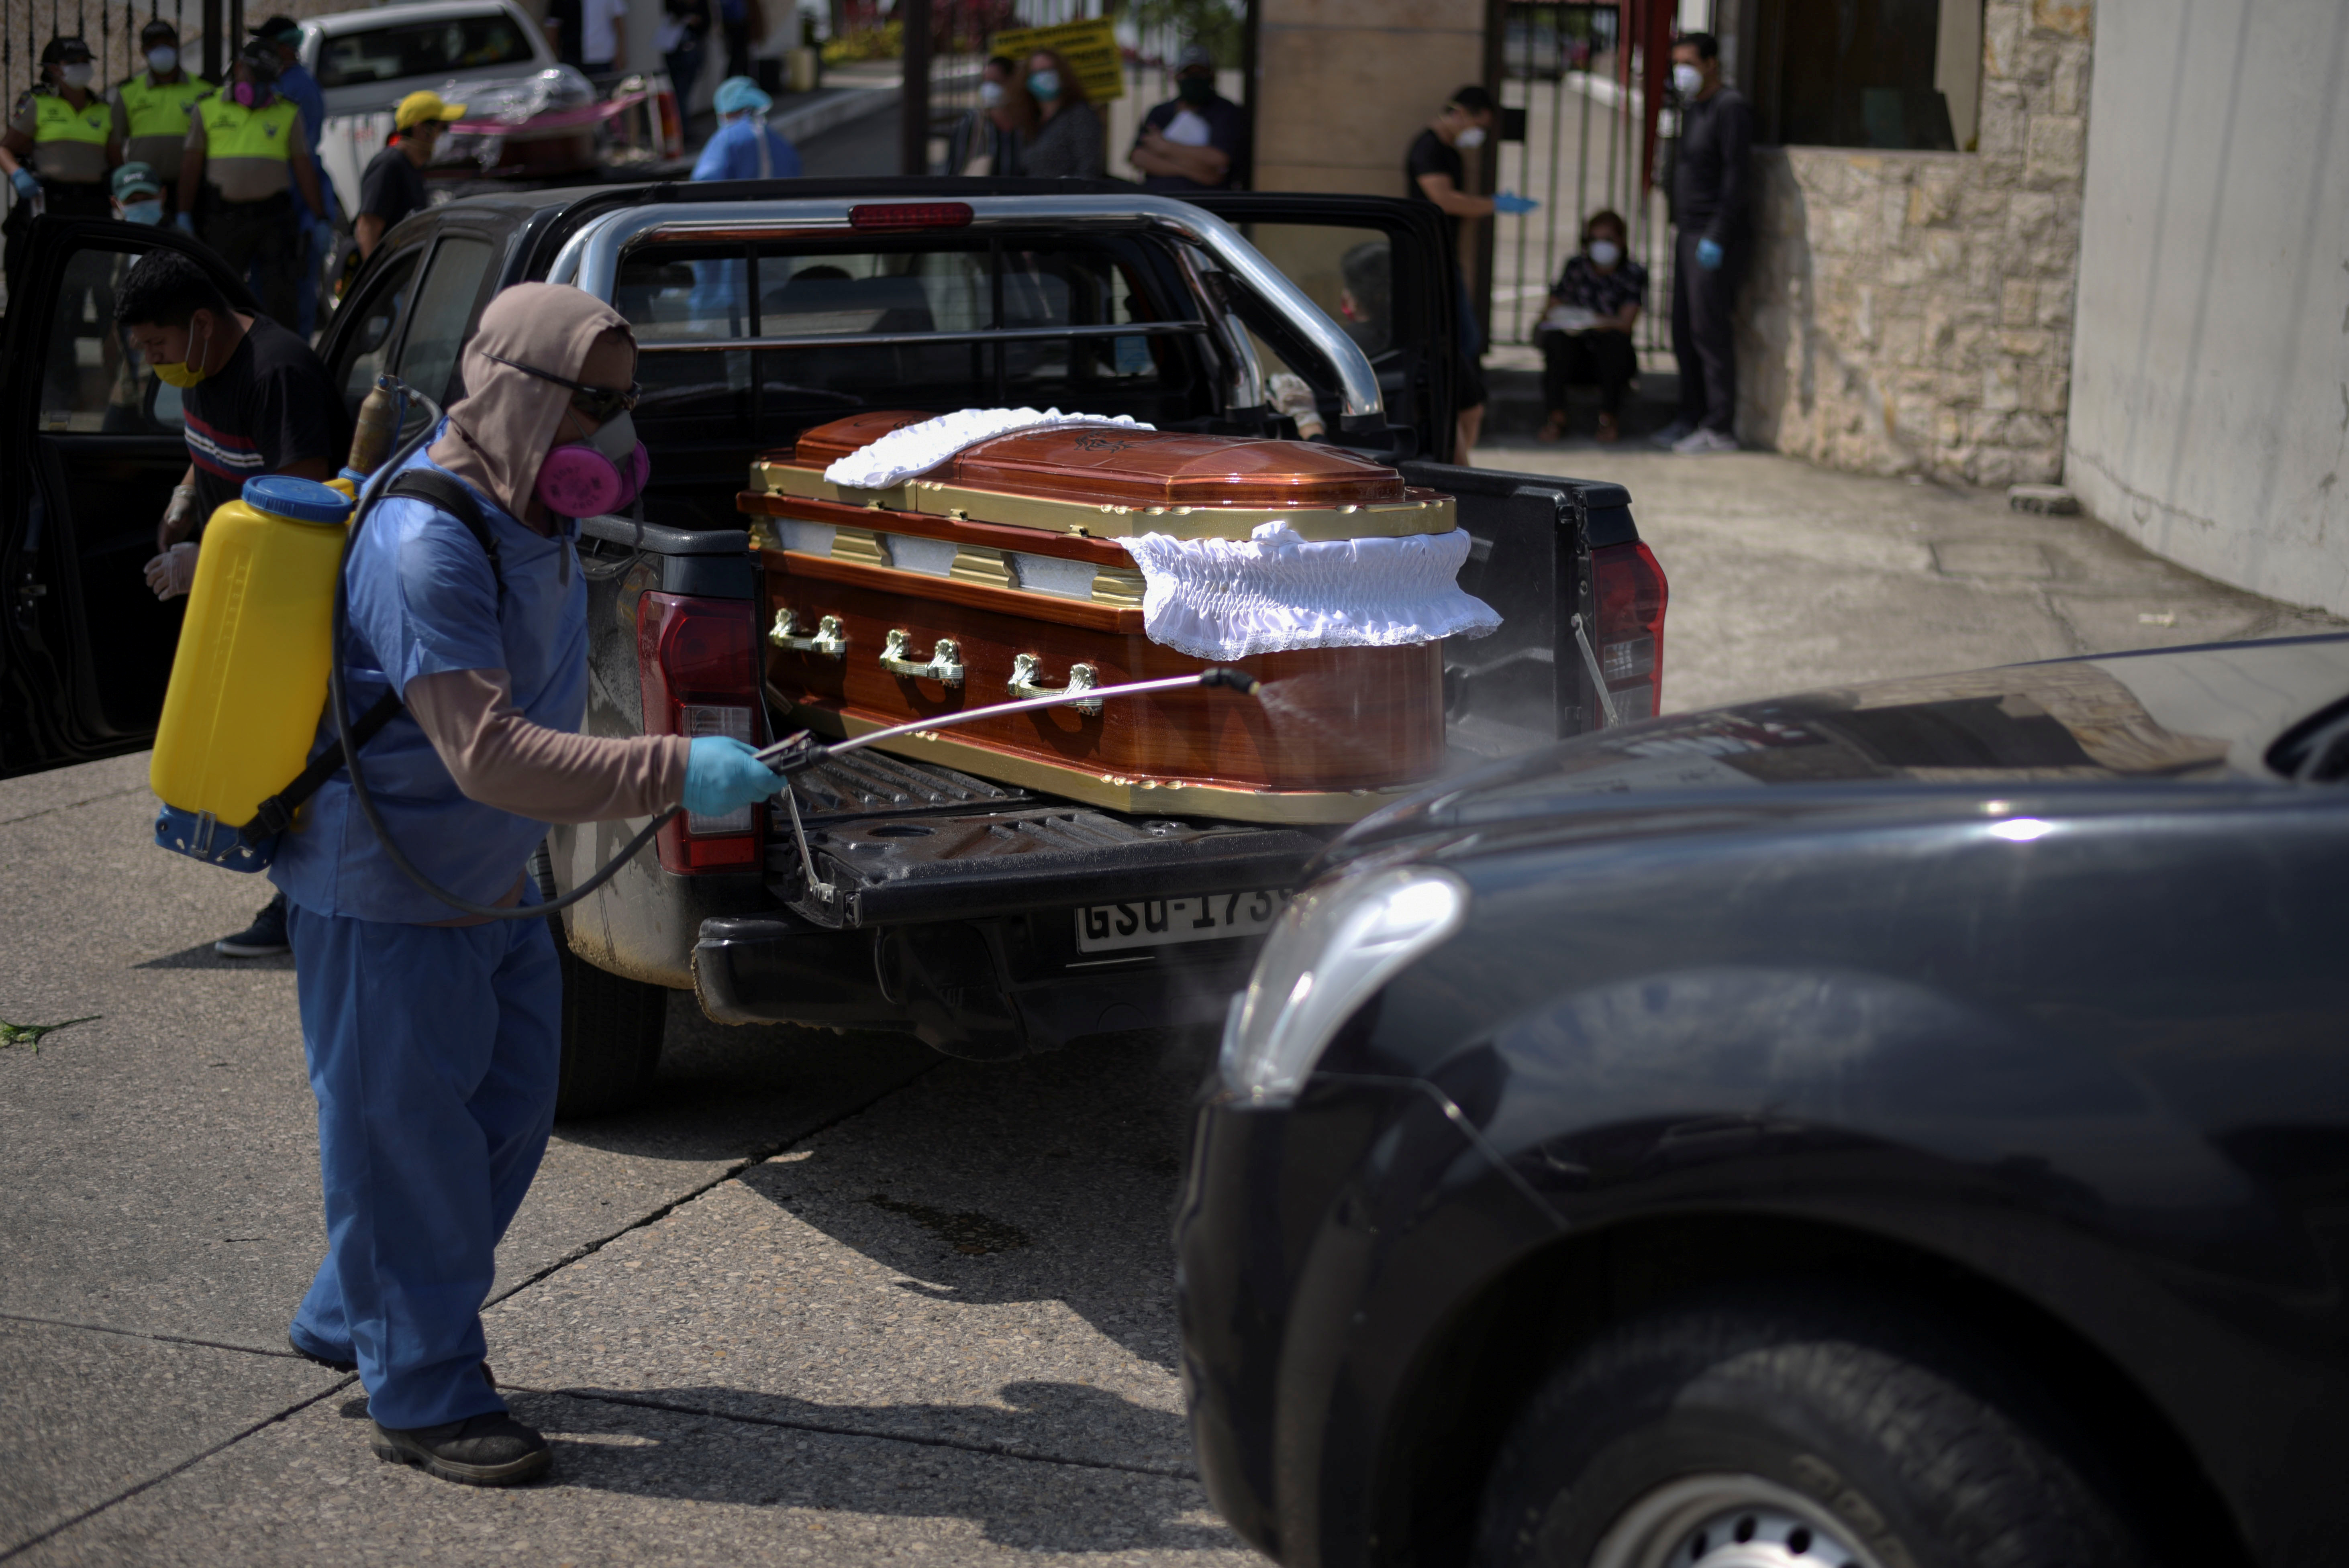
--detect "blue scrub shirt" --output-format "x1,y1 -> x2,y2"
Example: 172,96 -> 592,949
691,115 -> 802,181
271,433 -> 588,924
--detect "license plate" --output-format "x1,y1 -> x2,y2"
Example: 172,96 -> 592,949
1074,889 -> 1289,954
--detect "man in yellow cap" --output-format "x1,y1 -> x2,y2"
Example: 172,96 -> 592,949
355,91 -> 463,261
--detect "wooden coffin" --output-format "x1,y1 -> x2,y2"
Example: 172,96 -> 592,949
740,412 -> 1453,824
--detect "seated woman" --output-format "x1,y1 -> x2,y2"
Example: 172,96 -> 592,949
1537,209 -> 1646,444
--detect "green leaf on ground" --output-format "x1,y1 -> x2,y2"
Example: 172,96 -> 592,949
0,1016 -> 101,1053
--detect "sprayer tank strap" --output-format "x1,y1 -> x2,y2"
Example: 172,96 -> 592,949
247,471 -> 506,837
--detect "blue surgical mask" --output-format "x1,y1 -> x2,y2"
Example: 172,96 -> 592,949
1028,69 -> 1060,102
147,45 -> 178,73
119,198 -> 163,225
1588,239 -> 1621,267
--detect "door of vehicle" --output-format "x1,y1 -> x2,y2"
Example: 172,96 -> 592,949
0,218 -> 256,779
316,222 -> 502,426
1178,192 -> 1461,461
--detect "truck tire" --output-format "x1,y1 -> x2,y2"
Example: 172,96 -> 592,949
1473,1284 -> 2145,1568
553,936 -> 667,1120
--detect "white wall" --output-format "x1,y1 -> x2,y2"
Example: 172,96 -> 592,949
2063,0 -> 2349,616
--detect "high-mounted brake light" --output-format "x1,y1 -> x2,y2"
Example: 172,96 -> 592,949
1591,540 -> 1668,723
637,592 -> 765,873
849,202 -> 975,231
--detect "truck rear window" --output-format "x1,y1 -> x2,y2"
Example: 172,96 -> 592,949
614,235 -> 1197,444
315,15 -> 537,87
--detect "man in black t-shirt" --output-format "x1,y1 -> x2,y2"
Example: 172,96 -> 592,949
1404,85 -> 1537,462
114,247 -> 351,956
1129,43 -> 1246,192
357,91 -> 463,261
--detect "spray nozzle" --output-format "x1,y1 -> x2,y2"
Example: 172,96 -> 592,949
1199,667 -> 1263,697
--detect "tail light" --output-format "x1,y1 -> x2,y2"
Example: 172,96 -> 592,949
637,591 -> 764,873
655,86 -> 683,159
1590,541 -> 1668,723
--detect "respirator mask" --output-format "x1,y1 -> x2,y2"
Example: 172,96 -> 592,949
978,79 -> 1004,108
147,45 -> 178,72
1673,63 -> 1705,98
58,61 -> 94,87
538,409 -> 651,518
1454,124 -> 1487,149
1588,239 -> 1622,267
231,77 -> 274,108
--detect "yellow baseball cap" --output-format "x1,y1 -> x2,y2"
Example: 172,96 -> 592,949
395,90 -> 466,130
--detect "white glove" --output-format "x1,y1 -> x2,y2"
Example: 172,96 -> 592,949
145,542 -> 198,600
158,483 -> 201,552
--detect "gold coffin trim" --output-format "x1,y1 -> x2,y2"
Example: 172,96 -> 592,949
751,460 -> 1456,542
774,690 -> 1419,825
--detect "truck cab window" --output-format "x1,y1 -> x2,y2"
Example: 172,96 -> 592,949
394,236 -> 495,409
40,246 -> 176,435
332,249 -> 421,414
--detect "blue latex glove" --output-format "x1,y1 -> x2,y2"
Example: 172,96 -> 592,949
683,735 -> 779,817
1493,191 -> 1539,215
174,210 -> 196,234
1696,237 -> 1725,270
9,168 -> 38,201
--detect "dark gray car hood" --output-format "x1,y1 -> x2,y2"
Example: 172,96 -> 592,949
1341,635 -> 2349,855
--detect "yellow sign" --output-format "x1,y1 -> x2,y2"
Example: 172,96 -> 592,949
990,18 -> 1124,104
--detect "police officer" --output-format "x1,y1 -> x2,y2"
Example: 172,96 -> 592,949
109,20 -> 211,217
1,37 -> 122,286
179,39 -> 324,332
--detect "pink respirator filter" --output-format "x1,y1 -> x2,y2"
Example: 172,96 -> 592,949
536,441 -> 650,518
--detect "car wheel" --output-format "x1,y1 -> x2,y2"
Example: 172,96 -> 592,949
1474,1285 -> 2143,1568
553,935 -> 668,1120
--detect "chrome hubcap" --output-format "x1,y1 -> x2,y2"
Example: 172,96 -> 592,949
1589,1474 -> 1883,1568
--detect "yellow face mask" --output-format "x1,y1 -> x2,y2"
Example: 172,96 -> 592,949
151,320 -> 210,388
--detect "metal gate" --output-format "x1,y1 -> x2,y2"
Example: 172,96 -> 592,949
1492,0 -> 1676,363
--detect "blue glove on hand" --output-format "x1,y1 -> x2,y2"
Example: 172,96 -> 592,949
1696,237 -> 1725,270
1493,191 -> 1539,215
9,168 -> 38,201
683,735 -> 779,817
174,210 -> 196,234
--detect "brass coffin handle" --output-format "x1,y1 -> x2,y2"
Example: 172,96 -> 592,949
770,608 -> 847,659
1006,652 -> 1102,714
880,628 -> 963,685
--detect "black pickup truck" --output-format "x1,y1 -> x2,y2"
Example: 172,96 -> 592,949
0,178 -> 1665,1112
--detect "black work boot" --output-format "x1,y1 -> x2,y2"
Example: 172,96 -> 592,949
371,1411 -> 551,1486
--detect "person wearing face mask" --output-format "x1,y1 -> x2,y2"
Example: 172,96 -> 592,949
690,76 -> 802,180
258,283 -> 775,1486
1406,85 -> 1537,463
1,37 -> 123,288
1129,43 -> 1244,193
113,249 -> 349,959
108,20 -> 211,217
1020,49 -> 1102,179
1653,30 -> 1753,455
180,40 -> 329,333
945,54 -> 1033,177
109,159 -> 166,226
1536,209 -> 1646,445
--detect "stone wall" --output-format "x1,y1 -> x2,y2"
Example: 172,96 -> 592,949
1735,1 -> 2093,487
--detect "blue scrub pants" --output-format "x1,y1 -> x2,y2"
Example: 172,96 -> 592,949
284,897 -> 561,1431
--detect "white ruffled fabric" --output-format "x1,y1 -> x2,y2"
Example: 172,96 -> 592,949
822,406 -> 1155,489
1117,522 -> 1501,660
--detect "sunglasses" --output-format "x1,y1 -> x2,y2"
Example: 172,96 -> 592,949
480,351 -> 641,421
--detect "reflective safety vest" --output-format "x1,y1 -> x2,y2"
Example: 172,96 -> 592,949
196,93 -> 298,163
33,91 -> 111,148
117,71 -> 212,140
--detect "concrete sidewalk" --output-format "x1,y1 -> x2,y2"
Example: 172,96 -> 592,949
1473,438 -> 2346,714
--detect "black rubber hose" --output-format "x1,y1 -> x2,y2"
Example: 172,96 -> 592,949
327,393 -> 689,921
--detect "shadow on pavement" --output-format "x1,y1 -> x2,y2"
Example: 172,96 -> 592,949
516,1380 -> 1227,1552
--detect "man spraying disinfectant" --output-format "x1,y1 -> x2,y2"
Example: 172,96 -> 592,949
204,283 -> 774,1485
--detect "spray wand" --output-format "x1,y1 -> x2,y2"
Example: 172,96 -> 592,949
754,668 -> 1265,909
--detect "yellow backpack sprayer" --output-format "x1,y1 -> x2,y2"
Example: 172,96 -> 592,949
148,377 -> 1265,919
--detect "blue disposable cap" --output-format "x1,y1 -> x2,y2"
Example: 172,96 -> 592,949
243,474 -> 352,524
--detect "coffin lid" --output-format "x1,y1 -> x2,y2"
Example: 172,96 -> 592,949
786,410 -> 1408,508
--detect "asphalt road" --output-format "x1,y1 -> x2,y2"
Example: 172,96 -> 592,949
0,756 -> 1244,1564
